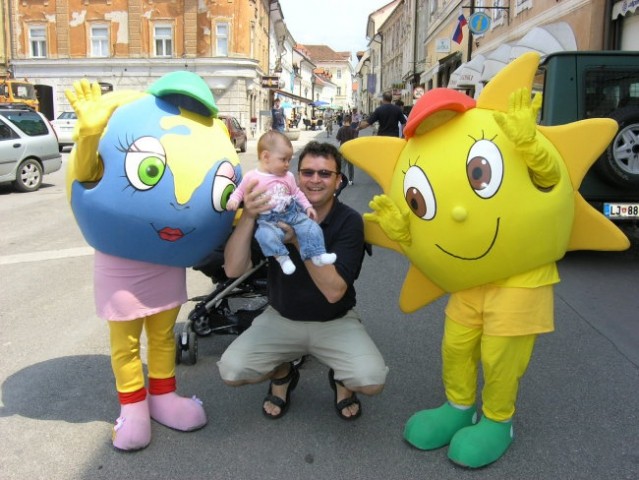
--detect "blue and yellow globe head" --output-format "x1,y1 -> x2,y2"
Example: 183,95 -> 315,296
341,53 -> 628,312
68,72 -> 242,267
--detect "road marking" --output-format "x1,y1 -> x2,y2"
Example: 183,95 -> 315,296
0,247 -> 94,265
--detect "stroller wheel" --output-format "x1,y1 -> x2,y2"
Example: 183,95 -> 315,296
192,313 -> 213,337
187,331 -> 198,365
175,332 -> 183,365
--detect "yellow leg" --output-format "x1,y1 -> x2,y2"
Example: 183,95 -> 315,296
109,318 -> 145,394
480,333 -> 536,421
145,307 -> 180,380
442,316 -> 482,407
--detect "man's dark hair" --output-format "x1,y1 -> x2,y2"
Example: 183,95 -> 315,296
382,91 -> 392,102
298,141 -> 342,174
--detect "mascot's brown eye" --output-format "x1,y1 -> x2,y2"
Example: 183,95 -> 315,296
466,139 -> 503,198
403,165 -> 436,220
405,187 -> 427,217
467,156 -> 491,191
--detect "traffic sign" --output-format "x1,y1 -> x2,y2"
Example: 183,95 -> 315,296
468,12 -> 491,35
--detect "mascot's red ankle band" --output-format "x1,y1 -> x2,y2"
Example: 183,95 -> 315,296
149,377 -> 176,395
118,388 -> 147,405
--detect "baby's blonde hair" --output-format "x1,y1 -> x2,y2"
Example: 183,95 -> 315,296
257,130 -> 293,156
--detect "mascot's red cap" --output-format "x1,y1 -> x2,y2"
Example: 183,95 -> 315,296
404,88 -> 476,140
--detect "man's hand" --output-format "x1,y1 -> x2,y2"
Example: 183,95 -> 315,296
364,194 -> 411,246
277,221 -> 298,248
239,178 -> 271,219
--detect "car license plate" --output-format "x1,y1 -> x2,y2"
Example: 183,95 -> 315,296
603,203 -> 639,219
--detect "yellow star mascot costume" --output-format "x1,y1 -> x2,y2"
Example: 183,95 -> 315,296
341,53 -> 629,467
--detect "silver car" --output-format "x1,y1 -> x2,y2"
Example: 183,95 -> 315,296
0,105 -> 62,192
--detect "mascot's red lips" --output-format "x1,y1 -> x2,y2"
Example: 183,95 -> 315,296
158,227 -> 184,242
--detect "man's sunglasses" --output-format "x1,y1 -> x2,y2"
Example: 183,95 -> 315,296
298,169 -> 339,179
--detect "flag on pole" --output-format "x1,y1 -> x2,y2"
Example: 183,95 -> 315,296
452,14 -> 467,44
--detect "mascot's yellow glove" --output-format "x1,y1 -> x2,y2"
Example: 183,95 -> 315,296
494,88 -> 560,188
65,80 -> 144,182
364,194 -> 412,246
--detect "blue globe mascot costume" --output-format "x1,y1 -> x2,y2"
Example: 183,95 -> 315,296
65,72 -> 241,451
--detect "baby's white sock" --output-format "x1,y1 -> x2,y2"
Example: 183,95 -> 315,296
311,253 -> 337,266
276,255 -> 296,275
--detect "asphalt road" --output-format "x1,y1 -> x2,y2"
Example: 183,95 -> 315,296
1,127 -> 638,480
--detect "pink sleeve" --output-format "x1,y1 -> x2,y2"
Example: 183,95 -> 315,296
287,172 -> 312,210
229,169 -> 257,204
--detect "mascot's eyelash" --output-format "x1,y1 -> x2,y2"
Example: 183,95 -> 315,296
115,134 -> 151,154
468,131 -> 498,143
402,155 -> 420,175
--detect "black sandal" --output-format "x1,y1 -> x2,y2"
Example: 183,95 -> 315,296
262,363 -> 300,420
328,369 -> 362,421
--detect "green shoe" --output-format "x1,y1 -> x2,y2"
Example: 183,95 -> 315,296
448,417 -> 514,468
404,402 -> 477,450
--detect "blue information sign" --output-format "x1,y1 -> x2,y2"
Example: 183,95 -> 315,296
469,12 -> 491,35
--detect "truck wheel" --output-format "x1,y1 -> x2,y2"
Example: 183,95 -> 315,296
596,107 -> 639,187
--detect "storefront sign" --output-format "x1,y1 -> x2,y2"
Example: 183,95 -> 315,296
436,38 -> 451,53
261,76 -> 280,88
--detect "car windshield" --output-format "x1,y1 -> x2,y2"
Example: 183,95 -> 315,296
2,111 -> 48,136
57,112 -> 77,120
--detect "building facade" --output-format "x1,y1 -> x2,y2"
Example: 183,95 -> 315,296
357,0 -> 639,113
3,0 -> 273,130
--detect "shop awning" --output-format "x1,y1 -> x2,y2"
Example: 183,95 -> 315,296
481,44 -> 512,83
612,0 -> 639,18
448,65 -> 461,89
509,22 -> 576,60
274,89 -> 312,104
457,54 -> 486,87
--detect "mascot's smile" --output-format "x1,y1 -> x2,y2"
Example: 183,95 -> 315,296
436,218 -> 500,260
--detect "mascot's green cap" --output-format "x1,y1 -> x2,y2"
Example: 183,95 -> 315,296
147,71 -> 219,117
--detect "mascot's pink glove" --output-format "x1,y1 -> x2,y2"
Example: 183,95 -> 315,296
364,194 -> 412,246
493,88 -> 560,188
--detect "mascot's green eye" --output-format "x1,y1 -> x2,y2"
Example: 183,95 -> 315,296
212,160 -> 239,212
124,137 -> 167,191
138,156 -> 166,187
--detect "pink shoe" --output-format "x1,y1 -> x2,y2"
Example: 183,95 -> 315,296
148,392 -> 207,431
112,399 -> 151,451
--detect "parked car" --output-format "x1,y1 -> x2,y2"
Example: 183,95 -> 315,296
0,104 -> 62,192
50,111 -> 77,151
218,115 -> 247,153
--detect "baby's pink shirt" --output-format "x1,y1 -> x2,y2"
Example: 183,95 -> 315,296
229,170 -> 311,213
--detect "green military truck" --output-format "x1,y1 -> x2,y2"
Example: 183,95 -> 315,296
538,51 -> 639,221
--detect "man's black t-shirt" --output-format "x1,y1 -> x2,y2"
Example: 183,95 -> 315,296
267,200 -> 365,321
368,103 -> 407,137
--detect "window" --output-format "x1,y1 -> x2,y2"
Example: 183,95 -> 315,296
337,87 -> 341,96
154,24 -> 173,57
216,23 -> 229,56
336,69 -> 342,80
91,25 -> 109,57
29,26 -> 47,58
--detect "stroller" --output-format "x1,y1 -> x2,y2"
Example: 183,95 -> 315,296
175,244 -> 269,365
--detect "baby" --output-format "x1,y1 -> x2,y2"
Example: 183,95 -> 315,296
226,130 -> 336,274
